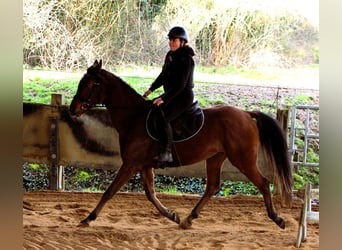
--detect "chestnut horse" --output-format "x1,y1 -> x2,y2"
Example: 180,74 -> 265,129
69,60 -> 292,229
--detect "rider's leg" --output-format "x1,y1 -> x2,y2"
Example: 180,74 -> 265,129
158,108 -> 173,163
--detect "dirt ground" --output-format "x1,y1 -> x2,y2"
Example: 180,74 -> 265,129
23,191 -> 319,249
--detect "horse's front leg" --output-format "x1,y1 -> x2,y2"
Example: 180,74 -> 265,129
140,167 -> 180,224
79,165 -> 137,227
180,154 -> 225,229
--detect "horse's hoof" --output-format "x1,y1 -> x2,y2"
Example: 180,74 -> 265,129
77,219 -> 90,227
179,218 -> 192,229
276,218 -> 285,229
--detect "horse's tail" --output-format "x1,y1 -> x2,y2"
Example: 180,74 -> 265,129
249,111 -> 293,206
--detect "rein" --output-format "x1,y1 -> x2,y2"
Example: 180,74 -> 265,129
74,85 -> 154,111
73,72 -> 154,112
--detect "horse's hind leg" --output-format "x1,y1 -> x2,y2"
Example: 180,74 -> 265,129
237,162 -> 286,229
79,165 -> 137,226
180,153 -> 226,229
140,167 -> 180,224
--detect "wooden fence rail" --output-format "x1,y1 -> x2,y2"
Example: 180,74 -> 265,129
23,94 -> 288,190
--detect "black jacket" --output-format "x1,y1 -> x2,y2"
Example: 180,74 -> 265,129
150,46 -> 195,105
149,45 -> 195,107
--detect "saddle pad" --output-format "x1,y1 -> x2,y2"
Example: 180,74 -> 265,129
146,102 -> 204,142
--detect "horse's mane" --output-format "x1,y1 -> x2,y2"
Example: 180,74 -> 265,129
100,68 -> 150,106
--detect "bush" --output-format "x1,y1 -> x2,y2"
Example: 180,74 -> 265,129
23,164 -> 264,196
23,163 -> 49,191
23,0 -> 318,70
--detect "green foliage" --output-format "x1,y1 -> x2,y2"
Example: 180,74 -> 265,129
196,65 -> 242,75
292,138 -> 319,165
294,93 -> 312,104
76,170 -> 90,182
260,99 -> 273,106
23,162 -> 319,195
295,137 -> 304,148
292,136 -> 319,190
82,187 -> 103,193
23,73 -> 236,108
23,75 -> 148,105
293,172 -> 305,190
284,93 -> 312,106
23,78 -> 78,104
293,166 -> 319,189
218,181 -> 260,196
23,163 -> 49,190
204,98 -> 226,107
196,66 -> 279,81
307,148 -> 319,163
156,186 -> 182,195
27,163 -> 43,171
62,168 -> 116,191
197,97 -> 210,107
22,163 -> 266,196
67,169 -> 92,190
154,176 -> 206,194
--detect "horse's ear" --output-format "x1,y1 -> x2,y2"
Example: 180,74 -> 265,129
89,60 -> 102,72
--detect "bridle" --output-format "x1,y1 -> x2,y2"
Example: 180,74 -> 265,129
72,74 -> 154,112
73,81 -> 102,111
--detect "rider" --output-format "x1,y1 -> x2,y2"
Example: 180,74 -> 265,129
143,26 -> 195,164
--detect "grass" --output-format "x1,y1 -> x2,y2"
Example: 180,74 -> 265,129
156,186 -> 182,195
23,65 -> 318,105
196,65 -> 279,81
23,79 -> 76,104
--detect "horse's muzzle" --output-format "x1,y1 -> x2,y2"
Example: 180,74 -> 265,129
69,100 -> 84,117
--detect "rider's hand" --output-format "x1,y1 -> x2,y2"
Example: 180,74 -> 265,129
153,97 -> 164,106
143,89 -> 152,98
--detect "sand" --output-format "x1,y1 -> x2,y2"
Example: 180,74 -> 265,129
23,191 -> 319,249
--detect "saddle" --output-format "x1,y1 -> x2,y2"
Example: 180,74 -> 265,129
146,101 -> 204,142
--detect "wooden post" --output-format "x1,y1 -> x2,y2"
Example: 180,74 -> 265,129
48,117 -> 59,190
51,93 -> 65,106
48,94 -> 64,190
276,109 -> 289,139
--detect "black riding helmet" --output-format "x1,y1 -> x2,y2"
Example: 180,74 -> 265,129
168,26 -> 188,43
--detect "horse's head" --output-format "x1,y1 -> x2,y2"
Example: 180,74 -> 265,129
70,60 -> 107,116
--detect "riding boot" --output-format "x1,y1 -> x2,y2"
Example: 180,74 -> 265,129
158,121 -> 173,163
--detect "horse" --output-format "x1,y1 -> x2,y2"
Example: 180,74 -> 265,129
69,60 -> 293,230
